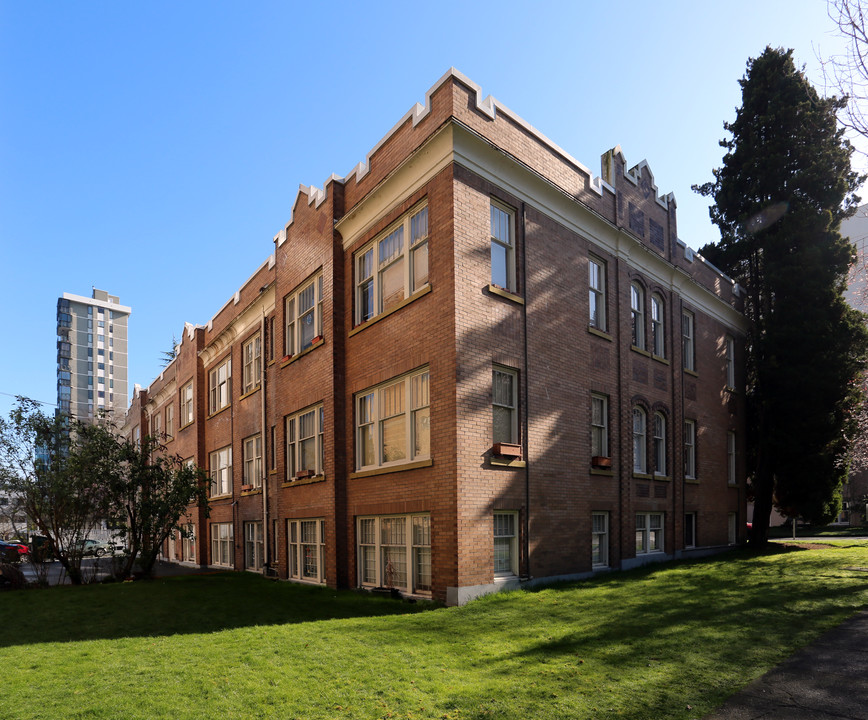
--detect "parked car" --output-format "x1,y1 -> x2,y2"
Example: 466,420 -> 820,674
74,539 -> 113,557
0,540 -> 27,563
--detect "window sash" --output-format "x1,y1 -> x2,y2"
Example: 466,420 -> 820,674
727,432 -> 737,485
490,202 -> 515,291
288,518 -> 325,583
636,512 -> 664,554
493,511 -> 517,576
209,447 -> 232,496
592,512 -> 608,567
242,335 -> 261,394
286,405 -> 324,479
243,435 -> 262,488
210,523 -> 234,566
591,394 -> 608,457
632,408 -> 646,473
726,336 -> 735,388
244,521 -> 263,570
589,257 -> 606,330
357,514 -> 430,593
355,369 -> 429,471
684,420 -> 696,479
355,205 -> 429,325
682,312 -> 695,371
285,274 -> 323,356
182,383 -> 194,425
493,367 -> 518,445
208,360 -> 231,414
631,285 -> 644,348
684,513 -> 696,548
653,413 -> 666,476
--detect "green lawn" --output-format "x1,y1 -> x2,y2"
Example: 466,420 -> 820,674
2,542 -> 867,720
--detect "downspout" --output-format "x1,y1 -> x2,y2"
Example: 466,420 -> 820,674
520,202 -> 531,580
260,308 -> 269,574
614,236 -> 624,569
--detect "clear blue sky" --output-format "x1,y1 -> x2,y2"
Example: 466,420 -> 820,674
0,0 -> 858,417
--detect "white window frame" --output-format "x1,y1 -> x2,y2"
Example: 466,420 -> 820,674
152,411 -> 162,439
355,368 -> 430,471
636,512 -> 664,555
632,407 -> 647,474
492,366 -> 518,445
592,511 -> 609,568
210,522 -> 234,567
243,434 -> 262,488
684,512 -> 697,548
357,514 -> 431,594
355,204 -> 429,325
286,404 -> 324,480
653,412 -> 667,477
588,256 -> 606,330
288,518 -> 326,584
682,311 -> 695,371
244,521 -> 264,571
490,200 -> 516,292
591,393 -> 608,458
651,294 -> 665,357
182,522 -> 195,562
181,382 -> 194,426
208,358 -> 231,415
494,511 -> 518,577
727,431 -> 737,485
242,333 -> 261,395
631,283 -> 645,349
165,403 -> 174,439
725,335 -> 735,389
209,446 -> 232,497
285,273 -> 323,356
684,419 -> 696,480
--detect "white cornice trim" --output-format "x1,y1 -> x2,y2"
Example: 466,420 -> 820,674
62,292 -> 132,314
199,284 -> 275,367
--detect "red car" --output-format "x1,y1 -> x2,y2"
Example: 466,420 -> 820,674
0,540 -> 28,562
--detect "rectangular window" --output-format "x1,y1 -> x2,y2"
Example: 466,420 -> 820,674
591,393 -> 608,458
494,511 -> 518,577
636,512 -> 664,555
244,521 -> 264,571
243,434 -> 262,488
288,518 -> 326,583
631,284 -> 645,349
165,404 -> 174,439
684,419 -> 696,480
209,446 -> 232,497
728,512 -> 737,545
208,358 -> 231,415
285,273 -> 323,356
357,514 -> 431,594
269,425 -> 276,471
490,201 -> 516,292
588,257 -> 606,330
266,316 -> 275,362
152,412 -> 162,439
181,382 -> 194,426
726,335 -> 735,389
592,511 -> 609,567
355,205 -> 429,325
210,523 -> 234,567
651,295 -> 665,357
682,311 -> 695,371
727,431 -> 737,485
286,404 -> 324,479
653,412 -> 667,477
355,368 -> 430,471
684,512 -> 697,548
182,523 -> 195,562
632,407 -> 646,474
492,366 -> 518,445
242,333 -> 261,395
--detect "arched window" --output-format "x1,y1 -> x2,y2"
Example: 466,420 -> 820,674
653,412 -> 667,476
632,407 -> 646,473
651,294 -> 664,357
630,283 -> 645,349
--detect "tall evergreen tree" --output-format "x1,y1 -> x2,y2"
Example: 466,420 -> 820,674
696,47 -> 868,542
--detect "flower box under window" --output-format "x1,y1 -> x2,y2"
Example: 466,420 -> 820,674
295,469 -> 316,480
492,442 -> 522,458
241,484 -> 254,492
591,456 -> 612,469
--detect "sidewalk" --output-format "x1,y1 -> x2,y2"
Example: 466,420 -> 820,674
705,609 -> 868,719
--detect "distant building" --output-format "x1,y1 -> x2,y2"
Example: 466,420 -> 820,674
56,289 -> 130,421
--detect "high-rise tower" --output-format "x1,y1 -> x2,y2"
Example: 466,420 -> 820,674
56,288 -> 130,421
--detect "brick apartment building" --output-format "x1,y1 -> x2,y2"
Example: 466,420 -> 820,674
123,69 -> 748,605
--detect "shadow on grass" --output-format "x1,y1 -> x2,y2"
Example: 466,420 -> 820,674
0,572 -> 435,648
